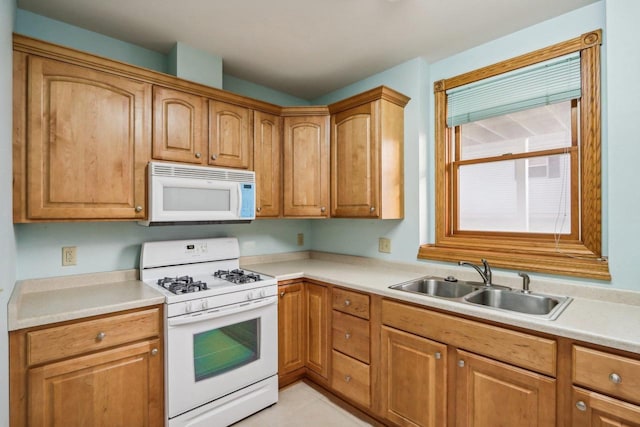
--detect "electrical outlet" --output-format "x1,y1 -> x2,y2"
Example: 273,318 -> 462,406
297,233 -> 304,246
62,246 -> 77,266
378,237 -> 391,253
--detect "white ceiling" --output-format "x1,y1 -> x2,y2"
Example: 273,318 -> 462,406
17,0 -> 598,100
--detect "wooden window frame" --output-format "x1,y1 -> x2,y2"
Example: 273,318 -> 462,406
419,30 -> 611,281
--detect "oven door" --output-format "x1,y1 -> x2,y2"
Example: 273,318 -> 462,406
166,296 -> 277,419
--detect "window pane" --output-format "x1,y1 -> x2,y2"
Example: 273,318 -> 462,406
458,154 -> 571,234
459,101 -> 572,161
193,318 -> 259,382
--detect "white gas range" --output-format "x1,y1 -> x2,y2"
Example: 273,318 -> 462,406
140,237 -> 278,427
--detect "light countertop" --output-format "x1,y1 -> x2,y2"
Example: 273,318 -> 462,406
8,270 -> 165,331
242,252 -> 640,354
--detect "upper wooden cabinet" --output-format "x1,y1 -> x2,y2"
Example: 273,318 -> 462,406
282,108 -> 330,217
152,86 -> 207,164
208,100 -> 253,169
13,54 -> 151,221
254,111 -> 282,217
329,87 -> 409,219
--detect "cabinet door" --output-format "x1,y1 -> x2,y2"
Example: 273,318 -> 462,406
306,282 -> 329,379
278,283 -> 305,376
254,111 -> 282,217
283,115 -> 330,217
208,100 -> 252,169
331,102 -> 379,218
572,387 -> 640,426
152,86 -> 207,164
380,326 -> 447,427
28,339 -> 162,427
27,57 -> 150,220
455,349 -> 556,427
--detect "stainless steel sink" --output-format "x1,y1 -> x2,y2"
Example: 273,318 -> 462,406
464,288 -> 572,320
390,277 -> 482,298
389,276 -> 572,321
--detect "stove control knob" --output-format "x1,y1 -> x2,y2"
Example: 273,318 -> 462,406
259,289 -> 267,298
185,301 -> 193,313
246,292 -> 254,300
201,299 -> 209,310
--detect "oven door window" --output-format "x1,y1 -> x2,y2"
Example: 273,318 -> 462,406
193,318 -> 259,382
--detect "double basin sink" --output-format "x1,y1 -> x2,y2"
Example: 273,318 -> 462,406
389,277 -> 572,320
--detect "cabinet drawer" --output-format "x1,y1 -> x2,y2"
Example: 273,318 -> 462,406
332,288 -> 369,319
332,311 -> 370,363
331,350 -> 370,408
27,308 -> 160,365
573,345 -> 640,405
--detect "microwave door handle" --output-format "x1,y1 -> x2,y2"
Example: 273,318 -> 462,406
167,296 -> 277,327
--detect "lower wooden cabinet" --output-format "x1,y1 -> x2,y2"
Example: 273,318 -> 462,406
380,326 -> 447,427
331,349 -> 371,408
9,306 -> 164,427
305,282 -> 329,379
278,281 -> 305,379
571,387 -> 640,426
455,349 -> 556,427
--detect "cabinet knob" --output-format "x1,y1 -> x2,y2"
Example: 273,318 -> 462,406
458,360 -> 465,368
370,206 -> 375,213
320,206 -> 326,213
575,401 -> 587,411
211,154 -> 218,161
435,352 -> 442,360
195,152 -> 201,159
280,291 -> 285,297
135,205 -> 143,213
344,375 -> 352,383
345,332 -> 351,340
151,348 -> 159,356
609,373 -> 622,384
344,299 -> 351,307
257,207 -> 262,213
96,332 -> 106,341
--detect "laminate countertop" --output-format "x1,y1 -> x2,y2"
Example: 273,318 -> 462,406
8,270 -> 165,331
242,252 -> 640,354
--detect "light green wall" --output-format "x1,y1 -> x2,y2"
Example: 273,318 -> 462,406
224,74 -> 310,106
169,41 -> 223,89
1,0 -> 17,423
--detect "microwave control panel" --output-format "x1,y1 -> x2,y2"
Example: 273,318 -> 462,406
240,183 -> 255,219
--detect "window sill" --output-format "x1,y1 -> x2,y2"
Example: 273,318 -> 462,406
417,244 -> 611,281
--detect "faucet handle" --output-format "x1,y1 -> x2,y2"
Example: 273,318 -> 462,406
518,272 -> 531,294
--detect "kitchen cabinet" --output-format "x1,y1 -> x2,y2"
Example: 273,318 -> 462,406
571,387 -> 640,426
278,281 -> 306,385
152,85 -> 207,164
9,306 -> 164,427
13,54 -> 151,221
568,344 -> 640,426
380,326 -> 447,427
305,282 -> 330,380
282,108 -> 330,217
331,287 -> 372,408
329,86 -> 409,218
254,111 -> 282,217
455,349 -> 556,427
208,100 -> 253,169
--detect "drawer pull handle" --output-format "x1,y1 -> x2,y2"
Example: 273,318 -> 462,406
575,401 -> 587,411
96,332 -> 106,341
195,152 -> 201,159
435,352 -> 442,360
458,360 -> 465,368
151,348 -> 159,356
344,375 -> 351,383
345,332 -> 351,340
344,299 -> 351,307
609,373 -> 622,384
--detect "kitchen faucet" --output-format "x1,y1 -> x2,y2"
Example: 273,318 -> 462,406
458,259 -> 492,286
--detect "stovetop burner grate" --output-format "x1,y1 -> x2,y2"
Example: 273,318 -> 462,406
214,269 -> 263,284
157,276 -> 209,294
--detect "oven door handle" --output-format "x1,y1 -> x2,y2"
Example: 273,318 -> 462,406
167,296 -> 277,327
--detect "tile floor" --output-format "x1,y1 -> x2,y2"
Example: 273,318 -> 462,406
234,381 -> 373,427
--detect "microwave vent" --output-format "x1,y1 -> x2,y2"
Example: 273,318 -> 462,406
151,163 -> 254,183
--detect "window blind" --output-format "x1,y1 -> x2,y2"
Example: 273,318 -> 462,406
446,52 -> 581,127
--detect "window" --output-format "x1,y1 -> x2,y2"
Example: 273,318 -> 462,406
419,30 -> 610,280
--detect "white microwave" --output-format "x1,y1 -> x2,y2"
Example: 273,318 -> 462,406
139,162 -> 256,226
